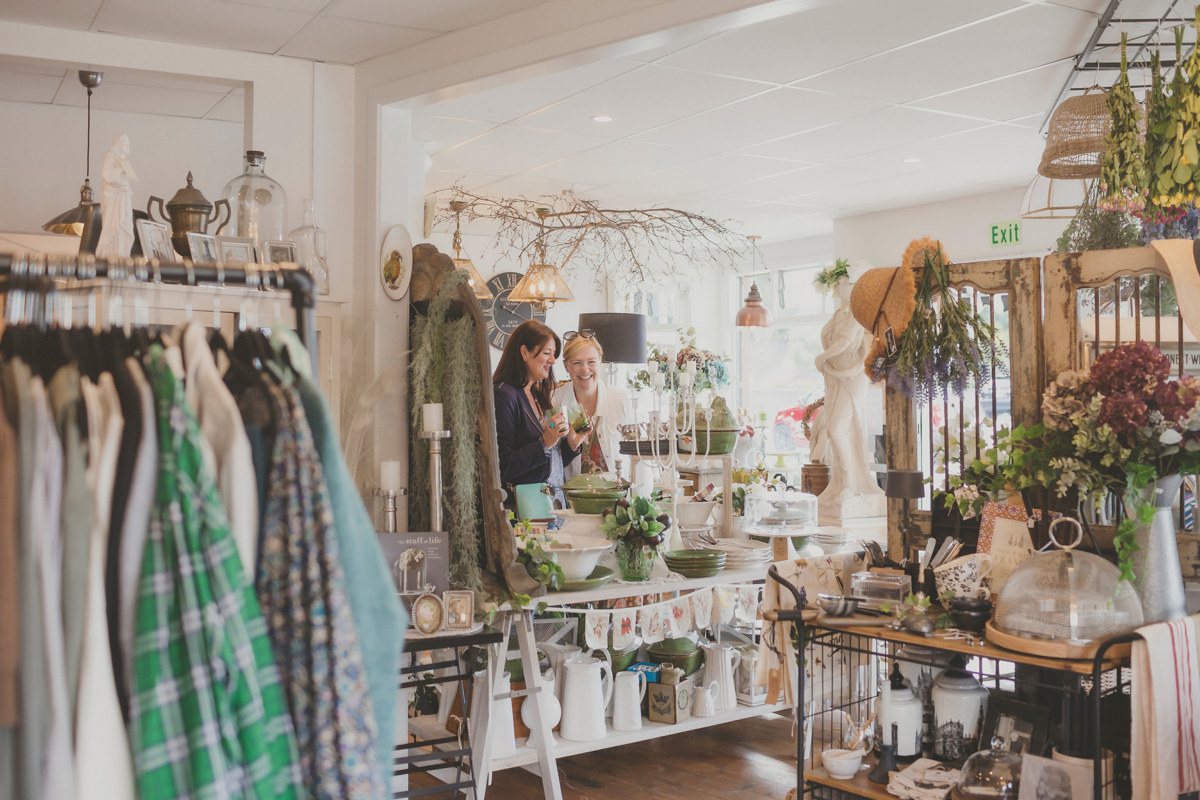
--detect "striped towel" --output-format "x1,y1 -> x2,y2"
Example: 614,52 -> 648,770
1131,615 -> 1200,799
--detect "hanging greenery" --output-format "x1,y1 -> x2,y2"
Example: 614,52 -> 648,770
1055,180 -> 1143,253
1099,34 -> 1145,214
1141,49 -> 1185,226
1148,19 -> 1200,209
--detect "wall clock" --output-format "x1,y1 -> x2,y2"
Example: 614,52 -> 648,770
483,271 -> 546,350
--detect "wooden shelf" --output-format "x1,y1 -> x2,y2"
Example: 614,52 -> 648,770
805,755 -> 893,800
537,565 -> 769,606
491,701 -> 790,770
809,617 -> 1129,675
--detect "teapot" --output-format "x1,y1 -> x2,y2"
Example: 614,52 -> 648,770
612,670 -> 647,732
701,641 -> 742,712
147,171 -> 230,259
559,652 -> 612,741
693,680 -> 719,717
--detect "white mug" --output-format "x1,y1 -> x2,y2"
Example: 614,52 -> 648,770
933,553 -> 993,599
612,670 -> 647,732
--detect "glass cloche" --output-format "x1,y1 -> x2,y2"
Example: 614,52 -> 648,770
993,518 -> 1143,643
951,737 -> 1022,800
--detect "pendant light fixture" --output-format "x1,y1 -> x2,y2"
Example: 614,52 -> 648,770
449,200 -> 492,300
508,208 -> 575,309
43,70 -> 104,240
735,235 -> 770,327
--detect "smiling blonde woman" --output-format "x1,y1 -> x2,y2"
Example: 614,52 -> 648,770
552,330 -> 632,479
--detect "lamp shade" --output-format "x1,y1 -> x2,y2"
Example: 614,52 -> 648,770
577,313 -> 647,364
884,470 -> 925,499
735,282 -> 771,327
509,262 -> 574,307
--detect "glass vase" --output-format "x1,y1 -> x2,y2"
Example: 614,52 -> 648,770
289,198 -> 329,295
615,538 -> 653,581
1130,473 -> 1188,624
221,149 -> 287,256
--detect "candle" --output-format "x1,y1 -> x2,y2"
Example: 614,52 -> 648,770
686,360 -> 697,377
666,346 -> 678,367
380,460 -> 402,493
652,371 -> 665,390
678,371 -> 692,390
422,402 -> 444,432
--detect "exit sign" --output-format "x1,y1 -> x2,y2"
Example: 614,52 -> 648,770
990,220 -> 1021,247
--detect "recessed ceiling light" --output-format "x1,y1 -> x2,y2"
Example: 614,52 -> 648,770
903,157 -> 921,164
591,114 -> 613,123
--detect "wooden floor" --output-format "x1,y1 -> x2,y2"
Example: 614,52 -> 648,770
409,712 -> 800,800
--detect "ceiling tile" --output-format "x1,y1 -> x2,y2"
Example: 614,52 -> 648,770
527,138 -> 708,186
658,0 -> 1021,84
633,86 -> 885,153
414,116 -> 497,152
432,125 -> 608,177
910,62 -> 1074,121
93,0 -> 311,55
426,168 -> 506,195
515,64 -> 766,138
327,0 -> 545,30
842,123 -> 1046,180
56,80 -> 232,118
0,0 -> 103,30
742,106 -> 987,163
616,152 -> 808,199
0,70 -> 63,103
226,0 -> 328,12
414,59 -> 640,124
623,28 -> 725,63
797,3 -> 1097,103
278,16 -> 431,64
205,92 -> 245,122
470,174 -> 599,205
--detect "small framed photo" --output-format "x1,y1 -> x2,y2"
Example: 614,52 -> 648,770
1017,753 -> 1093,800
216,236 -> 256,266
981,691 -> 1049,757
262,240 -> 297,265
442,590 -> 474,631
136,219 -> 178,264
187,232 -> 219,265
411,593 -> 444,635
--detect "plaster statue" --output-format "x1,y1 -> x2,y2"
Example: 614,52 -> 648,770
96,134 -> 138,260
815,277 -> 886,520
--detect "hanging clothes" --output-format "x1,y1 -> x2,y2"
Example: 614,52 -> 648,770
0,376 -> 18,800
129,346 -> 302,800
254,372 -> 383,800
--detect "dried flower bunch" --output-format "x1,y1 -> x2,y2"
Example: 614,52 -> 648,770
1099,34 -> 1146,214
869,238 -> 1007,402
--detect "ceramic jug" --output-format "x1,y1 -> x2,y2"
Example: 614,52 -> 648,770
702,642 -> 742,712
612,670 -> 647,732
475,670 -> 515,758
537,642 -> 581,703
693,680 -> 718,717
519,669 -> 562,744
879,663 -> 924,760
560,654 -> 613,741
931,664 -> 988,761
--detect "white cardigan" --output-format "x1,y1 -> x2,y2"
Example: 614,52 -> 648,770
551,380 -> 631,479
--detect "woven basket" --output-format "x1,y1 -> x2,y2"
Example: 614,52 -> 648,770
1038,86 -> 1111,179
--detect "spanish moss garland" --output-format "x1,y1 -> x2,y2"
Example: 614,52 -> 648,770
409,269 -> 485,591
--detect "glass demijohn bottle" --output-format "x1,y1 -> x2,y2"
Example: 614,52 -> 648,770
289,199 -> 330,295
221,149 -> 286,255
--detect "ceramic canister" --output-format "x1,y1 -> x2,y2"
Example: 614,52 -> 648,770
880,666 -> 924,760
897,644 -> 952,752
931,668 -> 988,761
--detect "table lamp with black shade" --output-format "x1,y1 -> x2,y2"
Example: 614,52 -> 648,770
576,312 -> 647,381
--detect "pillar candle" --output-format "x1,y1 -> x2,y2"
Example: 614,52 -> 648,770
686,360 -> 697,377
422,402 -> 444,432
666,346 -> 678,366
380,460 -> 402,493
651,371 -> 665,390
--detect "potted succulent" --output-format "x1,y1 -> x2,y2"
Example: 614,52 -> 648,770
600,495 -> 672,581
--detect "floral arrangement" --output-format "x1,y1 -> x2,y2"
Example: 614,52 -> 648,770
600,495 -> 672,551
870,238 -> 1007,402
627,327 -> 731,393
813,257 -> 851,295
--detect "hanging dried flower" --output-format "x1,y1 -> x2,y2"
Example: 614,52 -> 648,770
1140,49 -> 1186,225
1098,34 -> 1146,213
1148,18 -> 1200,209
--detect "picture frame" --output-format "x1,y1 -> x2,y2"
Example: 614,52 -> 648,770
1017,753 -> 1093,800
442,590 -> 474,631
262,240 -> 297,265
187,231 -> 219,265
980,691 -> 1049,758
216,236 -> 256,266
411,593 -> 444,635
136,219 -> 178,264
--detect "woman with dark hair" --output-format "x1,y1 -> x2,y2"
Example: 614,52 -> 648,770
492,320 -> 587,514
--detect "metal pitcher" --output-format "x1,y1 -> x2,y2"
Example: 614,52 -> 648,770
147,171 -> 230,259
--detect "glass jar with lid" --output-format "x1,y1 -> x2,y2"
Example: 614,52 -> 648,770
289,199 -> 329,295
221,149 -> 287,256
951,736 -> 1022,799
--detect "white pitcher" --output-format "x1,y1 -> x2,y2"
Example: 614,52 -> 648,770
537,642 -> 581,703
702,641 -> 742,712
612,670 -> 647,732
560,654 -> 613,741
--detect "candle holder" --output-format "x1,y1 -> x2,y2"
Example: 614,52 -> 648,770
420,429 -> 452,533
373,487 -> 407,533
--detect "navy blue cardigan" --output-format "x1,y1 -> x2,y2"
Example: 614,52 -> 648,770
493,382 -> 580,488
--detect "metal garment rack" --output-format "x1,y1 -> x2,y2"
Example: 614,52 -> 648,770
0,252 -> 318,374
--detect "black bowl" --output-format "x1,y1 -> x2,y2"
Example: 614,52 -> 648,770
949,595 -> 993,613
950,609 -> 991,632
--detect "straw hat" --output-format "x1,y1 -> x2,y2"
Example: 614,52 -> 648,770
850,265 -> 917,375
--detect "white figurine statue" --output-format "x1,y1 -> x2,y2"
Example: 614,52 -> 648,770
96,134 -> 138,260
815,276 -> 886,521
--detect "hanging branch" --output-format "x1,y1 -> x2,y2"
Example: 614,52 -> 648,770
428,186 -> 750,286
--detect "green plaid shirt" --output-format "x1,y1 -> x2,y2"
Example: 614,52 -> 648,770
130,347 -> 302,800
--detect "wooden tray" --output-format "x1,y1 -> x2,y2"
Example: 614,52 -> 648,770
984,621 -> 1133,661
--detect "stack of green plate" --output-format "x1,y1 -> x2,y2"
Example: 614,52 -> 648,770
662,549 -> 726,578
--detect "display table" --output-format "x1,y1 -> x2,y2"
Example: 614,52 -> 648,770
478,565 -> 786,800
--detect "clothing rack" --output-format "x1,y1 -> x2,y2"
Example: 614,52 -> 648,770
0,252 -> 318,374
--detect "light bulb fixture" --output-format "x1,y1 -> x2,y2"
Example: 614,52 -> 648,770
734,234 -> 770,327
508,208 -> 575,309
43,70 -> 104,247
449,200 -> 492,300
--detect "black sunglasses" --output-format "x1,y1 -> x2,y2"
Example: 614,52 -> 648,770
563,329 -> 596,341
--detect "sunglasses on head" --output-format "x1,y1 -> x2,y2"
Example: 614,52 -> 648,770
563,329 -> 595,341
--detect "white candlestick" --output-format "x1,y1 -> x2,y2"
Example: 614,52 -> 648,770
380,460 -> 402,493
880,671 -> 892,745
422,402 -> 444,433
686,360 -> 697,377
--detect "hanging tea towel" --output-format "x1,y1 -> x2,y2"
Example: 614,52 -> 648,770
713,586 -> 736,625
640,604 -> 666,644
736,585 -> 759,623
667,597 -> 691,638
611,610 -> 637,650
584,611 -> 610,651
690,590 -> 713,630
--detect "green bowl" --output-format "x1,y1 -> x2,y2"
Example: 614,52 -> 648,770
646,641 -> 704,675
566,493 -> 621,515
691,428 -> 740,455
